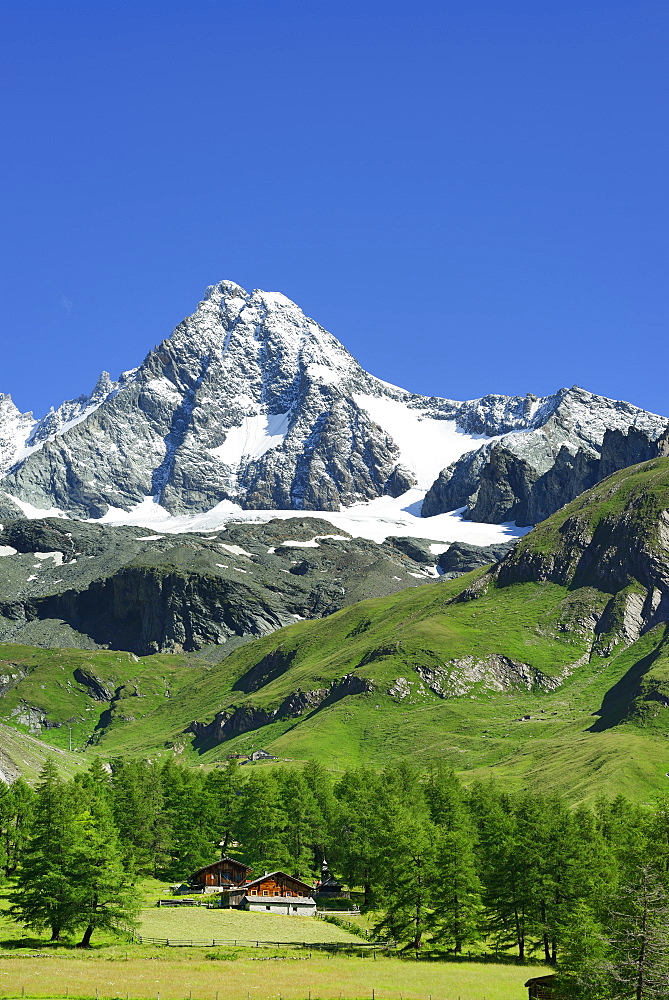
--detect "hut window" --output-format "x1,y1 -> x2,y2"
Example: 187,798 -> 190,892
286,891 -> 292,896
292,907 -> 298,912
266,905 -> 270,910
263,890 -> 269,896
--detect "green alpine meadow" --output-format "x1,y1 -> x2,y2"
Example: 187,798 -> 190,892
1,455 -> 669,805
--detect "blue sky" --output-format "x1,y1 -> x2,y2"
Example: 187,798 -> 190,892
1,0 -> 667,417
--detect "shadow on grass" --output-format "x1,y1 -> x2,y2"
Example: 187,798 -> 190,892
588,643 -> 663,732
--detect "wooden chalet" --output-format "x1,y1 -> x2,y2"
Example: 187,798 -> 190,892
189,856 -> 252,892
220,871 -> 317,916
525,975 -> 556,999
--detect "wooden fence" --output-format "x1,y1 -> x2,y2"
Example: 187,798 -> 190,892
133,935 -> 389,952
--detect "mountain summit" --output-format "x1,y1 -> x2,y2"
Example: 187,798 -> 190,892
1,281 -> 666,523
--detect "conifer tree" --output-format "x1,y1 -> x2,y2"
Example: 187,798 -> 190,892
202,760 -> 241,856
111,759 -> 168,874
0,778 -> 34,877
302,760 -> 339,865
161,759 -> 212,875
469,784 -> 535,959
236,770 -> 289,872
606,863 -> 669,999
426,764 -> 482,953
430,825 -> 483,953
372,812 -> 437,950
335,767 -> 386,907
277,770 -> 320,877
554,900 -> 612,999
67,786 -> 140,948
11,758 -> 79,941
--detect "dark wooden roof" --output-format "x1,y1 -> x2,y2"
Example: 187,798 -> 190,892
190,855 -> 251,878
244,871 -> 314,893
525,977 -> 556,986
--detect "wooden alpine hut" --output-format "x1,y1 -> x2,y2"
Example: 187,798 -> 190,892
220,871 -> 317,915
189,855 -> 252,892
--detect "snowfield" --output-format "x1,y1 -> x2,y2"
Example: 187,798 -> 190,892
89,487 -> 529,548
352,393 -> 490,489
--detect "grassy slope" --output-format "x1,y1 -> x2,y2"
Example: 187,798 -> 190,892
0,644 -> 209,752
0,723 -> 87,782
5,457 -> 669,800
92,571 -> 669,802
139,907 -> 361,944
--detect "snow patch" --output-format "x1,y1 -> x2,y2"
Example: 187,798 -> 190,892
145,378 -> 182,403
280,534 -> 350,548
219,543 -> 253,557
209,412 -> 290,464
4,493 -> 68,520
96,496 -> 174,525
34,551 -> 64,566
83,487 -> 529,548
0,546 -> 17,557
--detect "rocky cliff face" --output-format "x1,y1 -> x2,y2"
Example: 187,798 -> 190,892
2,281 -> 665,528
422,389 -> 668,525
0,515 -> 444,654
486,457 -> 669,651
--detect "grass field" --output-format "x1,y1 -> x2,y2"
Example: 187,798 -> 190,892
138,908 -> 362,945
0,952 -> 545,1000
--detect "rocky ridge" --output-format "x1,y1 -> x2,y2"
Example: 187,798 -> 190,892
0,515 -> 445,655
1,281 -> 666,529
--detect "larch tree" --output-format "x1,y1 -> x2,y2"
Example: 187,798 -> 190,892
11,758 -> 79,941
0,778 -> 34,877
66,788 -> 140,948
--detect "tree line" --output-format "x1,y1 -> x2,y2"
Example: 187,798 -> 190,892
1,757 -> 669,995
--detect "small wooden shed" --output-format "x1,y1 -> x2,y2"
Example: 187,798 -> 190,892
525,975 -> 556,999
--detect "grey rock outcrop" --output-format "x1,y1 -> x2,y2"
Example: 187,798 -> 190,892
438,540 -> 517,576
188,672 -> 373,745
414,653 -> 586,698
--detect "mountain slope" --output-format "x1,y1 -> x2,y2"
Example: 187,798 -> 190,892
0,515 -> 445,655
77,456 -> 669,800
1,281 -> 666,529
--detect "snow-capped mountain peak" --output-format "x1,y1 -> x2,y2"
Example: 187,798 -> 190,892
0,280 -> 666,535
